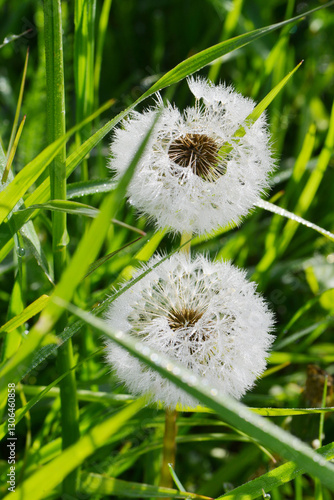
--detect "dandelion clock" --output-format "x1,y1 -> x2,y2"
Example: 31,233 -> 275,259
109,77 -> 274,235
105,253 -> 275,408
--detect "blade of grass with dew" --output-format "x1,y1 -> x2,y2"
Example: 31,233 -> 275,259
277,100 -> 334,252
67,178 -> 116,199
254,102 -> 334,280
254,199 -> 334,242
257,122 -> 317,274
60,301 -> 334,493
0,112 -> 160,396
18,199 -> 146,236
2,397 -> 148,500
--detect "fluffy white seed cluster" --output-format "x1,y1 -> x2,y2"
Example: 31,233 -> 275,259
109,77 -> 274,235
105,253 -> 274,409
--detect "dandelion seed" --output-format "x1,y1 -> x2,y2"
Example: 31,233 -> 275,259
109,77 -> 274,235
105,253 -> 275,408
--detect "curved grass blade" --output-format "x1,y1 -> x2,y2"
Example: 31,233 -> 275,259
19,220 -> 54,283
83,236 -> 144,280
67,179 -> 116,199
216,442 -> 334,500
2,115 -> 26,183
61,301 -> 334,493
245,62 -> 303,128
255,199 -> 334,242
0,294 -> 49,338
17,200 -> 146,235
218,61 -> 303,157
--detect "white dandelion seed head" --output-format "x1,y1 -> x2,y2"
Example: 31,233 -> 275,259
109,77 -> 275,235
105,253 -> 275,409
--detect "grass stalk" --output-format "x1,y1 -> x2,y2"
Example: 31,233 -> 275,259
44,0 -> 80,494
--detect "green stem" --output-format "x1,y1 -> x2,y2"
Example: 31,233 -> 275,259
44,0 -> 80,495
160,408 -> 178,492
180,231 -> 192,254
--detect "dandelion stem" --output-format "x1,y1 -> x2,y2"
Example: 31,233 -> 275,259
180,231 -> 192,254
160,408 -> 178,493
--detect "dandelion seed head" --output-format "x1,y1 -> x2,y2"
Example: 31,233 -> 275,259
105,253 -> 275,408
109,77 -> 274,235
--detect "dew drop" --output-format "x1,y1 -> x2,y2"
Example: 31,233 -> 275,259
210,388 -> 218,397
262,489 -> 271,499
150,353 -> 159,364
17,247 -> 25,257
115,331 -> 123,339
172,366 -> 180,376
187,375 -> 197,386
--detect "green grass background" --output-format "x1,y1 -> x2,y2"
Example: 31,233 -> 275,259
0,0 -> 334,498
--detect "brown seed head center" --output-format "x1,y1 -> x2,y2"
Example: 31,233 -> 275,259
168,307 -> 203,331
168,133 -> 226,181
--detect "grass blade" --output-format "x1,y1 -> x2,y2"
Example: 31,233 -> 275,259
255,199 -> 334,242
1,115 -> 26,183
0,295 -> 50,338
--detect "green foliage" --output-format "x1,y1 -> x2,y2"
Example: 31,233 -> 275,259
0,1 -> 334,499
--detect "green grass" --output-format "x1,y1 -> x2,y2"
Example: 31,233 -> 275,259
1,1 -> 334,499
